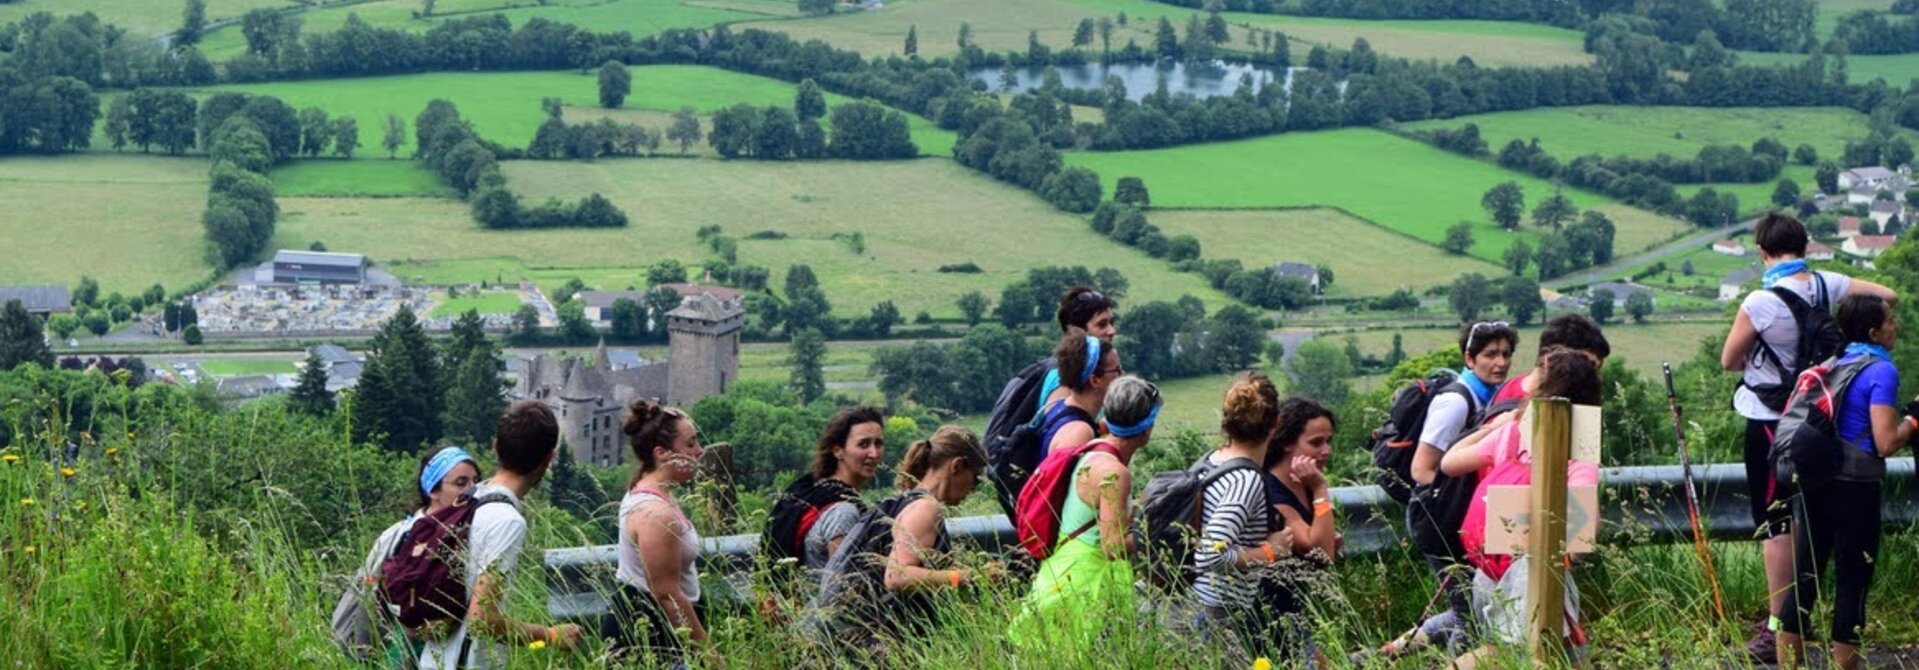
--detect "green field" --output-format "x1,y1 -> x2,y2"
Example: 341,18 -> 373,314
0,0 -> 295,38
742,0 -> 1591,67
430,290 -> 524,317
1066,128 -> 1688,262
1643,234 -> 1760,291
195,66 -> 957,159
271,159 -> 453,197
197,358 -> 298,377
1342,319 -> 1729,377
0,154 -> 211,294
1145,208 -> 1503,295
196,0 -> 773,60
1738,50 -> 1919,87
273,158 -> 1236,318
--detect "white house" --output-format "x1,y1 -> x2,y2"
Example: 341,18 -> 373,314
1719,267 -> 1761,302
1588,281 -> 1654,307
1839,166 -> 1897,191
1844,234 -> 1897,258
1870,199 -> 1902,230
1806,240 -> 1836,261
1711,239 -> 1746,256
1847,185 -> 1879,206
1838,216 -> 1863,238
1270,261 -> 1323,294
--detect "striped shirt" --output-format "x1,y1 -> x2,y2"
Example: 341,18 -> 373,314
1192,455 -> 1269,609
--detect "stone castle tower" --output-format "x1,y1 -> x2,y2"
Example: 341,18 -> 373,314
666,292 -> 745,407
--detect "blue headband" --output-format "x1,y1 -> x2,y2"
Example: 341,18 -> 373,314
1079,336 -> 1102,388
1106,401 -> 1161,438
421,447 -> 476,497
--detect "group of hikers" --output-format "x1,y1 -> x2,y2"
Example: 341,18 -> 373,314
334,212 -> 1910,669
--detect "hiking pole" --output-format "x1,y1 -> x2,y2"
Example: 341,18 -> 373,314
1663,362 -> 1729,624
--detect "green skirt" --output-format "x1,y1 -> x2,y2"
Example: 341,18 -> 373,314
1008,538 -> 1136,653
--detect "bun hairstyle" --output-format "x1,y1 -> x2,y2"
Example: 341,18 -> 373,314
624,398 -> 687,482
1220,372 -> 1281,445
1533,346 -> 1603,406
1054,328 -> 1115,392
1264,397 -> 1338,470
896,425 -> 985,490
811,405 -> 886,480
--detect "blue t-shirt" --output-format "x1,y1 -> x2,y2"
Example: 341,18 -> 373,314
1838,355 -> 1899,455
1036,367 -> 1061,414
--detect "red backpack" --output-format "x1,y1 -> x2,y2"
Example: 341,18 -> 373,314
378,493 -> 515,632
1014,440 -> 1121,561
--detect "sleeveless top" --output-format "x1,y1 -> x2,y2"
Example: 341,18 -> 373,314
616,487 -> 702,603
1037,401 -> 1095,461
1058,455 -> 1114,547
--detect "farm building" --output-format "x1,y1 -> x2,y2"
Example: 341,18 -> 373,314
1844,235 -> 1897,259
1587,281 -> 1653,307
1838,166 -> 1898,191
260,250 -> 368,285
1839,216 -> 1863,238
1711,239 -> 1746,256
1270,261 -> 1322,294
579,284 -> 742,326
1806,241 -> 1835,261
1720,267 -> 1761,302
0,285 -> 72,317
1870,199 -> 1903,229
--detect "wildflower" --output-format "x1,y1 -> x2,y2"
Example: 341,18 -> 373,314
19,498 -> 33,506
23,546 -> 33,555
1212,540 -> 1229,552
1,454 -> 17,464
526,640 -> 547,651
105,448 -> 119,457
60,467 -> 76,478
1253,658 -> 1271,670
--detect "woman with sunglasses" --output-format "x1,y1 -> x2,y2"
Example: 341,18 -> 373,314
1384,320 -> 1517,658
1035,286 -> 1120,411
1040,329 -> 1123,460
342,445 -> 481,666
606,399 -> 711,668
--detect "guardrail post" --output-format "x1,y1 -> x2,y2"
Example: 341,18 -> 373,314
1528,397 -> 1571,664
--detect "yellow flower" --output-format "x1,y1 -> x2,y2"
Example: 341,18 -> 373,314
526,640 -> 547,651
2,454 -> 17,463
1212,540 -> 1229,552
23,546 -> 33,555
1252,658 -> 1272,670
60,467 -> 76,478
105,448 -> 119,457
19,498 -> 33,506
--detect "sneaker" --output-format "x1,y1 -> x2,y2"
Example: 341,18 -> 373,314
1746,628 -> 1778,665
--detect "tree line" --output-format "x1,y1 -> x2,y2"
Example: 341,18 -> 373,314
706,79 -> 917,161
410,99 -> 629,230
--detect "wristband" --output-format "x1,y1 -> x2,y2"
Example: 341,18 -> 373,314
1314,499 -> 1335,517
1260,543 -> 1277,564
949,570 -> 963,588
546,626 -> 560,645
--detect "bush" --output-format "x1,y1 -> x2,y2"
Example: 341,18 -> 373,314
937,262 -> 984,274
182,324 -> 203,345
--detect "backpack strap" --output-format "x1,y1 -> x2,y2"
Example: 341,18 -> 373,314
1057,442 -> 1124,546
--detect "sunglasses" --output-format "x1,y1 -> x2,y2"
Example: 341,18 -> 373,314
1074,290 -> 1106,303
1465,321 -> 1511,354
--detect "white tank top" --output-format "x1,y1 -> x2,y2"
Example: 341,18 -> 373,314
615,487 -> 702,602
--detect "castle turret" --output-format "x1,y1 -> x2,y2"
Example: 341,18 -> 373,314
666,292 -> 745,407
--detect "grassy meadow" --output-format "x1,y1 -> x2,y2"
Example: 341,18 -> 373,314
196,358 -> 299,377
0,0 -> 296,38
0,154 -> 212,294
1066,128 -> 1690,262
194,66 -> 957,160
1340,319 -> 1731,378
271,159 -> 453,197
1145,208 -> 1505,295
271,158 -> 1236,318
195,0 -> 775,60
1738,49 -> 1919,88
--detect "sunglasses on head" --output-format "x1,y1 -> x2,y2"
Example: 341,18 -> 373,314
1074,290 -> 1106,303
1466,321 -> 1511,354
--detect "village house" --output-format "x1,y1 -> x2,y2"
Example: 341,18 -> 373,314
1719,267 -> 1762,302
1839,166 -> 1897,192
0,285 -> 72,317
1711,239 -> 1746,256
1870,199 -> 1903,230
1587,281 -> 1654,307
1270,261 -> 1322,294
305,343 -> 364,392
1806,240 -> 1836,261
578,284 -> 743,326
1839,216 -> 1864,238
1844,234 -> 1897,260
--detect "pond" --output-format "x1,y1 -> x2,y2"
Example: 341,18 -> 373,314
967,60 -> 1315,102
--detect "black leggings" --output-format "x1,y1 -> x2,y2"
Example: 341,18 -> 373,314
1779,482 -> 1882,645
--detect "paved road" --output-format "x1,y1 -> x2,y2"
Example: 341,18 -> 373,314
1544,217 -> 1755,290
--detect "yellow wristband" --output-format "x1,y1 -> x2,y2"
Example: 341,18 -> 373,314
949,570 -> 963,588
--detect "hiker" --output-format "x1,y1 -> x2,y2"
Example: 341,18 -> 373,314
418,401 -> 584,669
1254,397 -> 1340,665
1040,330 -> 1122,459
1491,314 -> 1610,404
334,445 -> 480,665
1008,375 -> 1162,652
1777,293 -> 1914,670
1037,286 -> 1120,411
1720,212 -> 1895,660
804,426 -> 995,661
603,399 -> 710,667
1384,320 -> 1517,657
1183,372 -> 1294,662
763,406 -> 887,585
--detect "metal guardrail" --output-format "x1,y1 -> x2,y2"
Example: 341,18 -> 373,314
546,460 -> 1917,621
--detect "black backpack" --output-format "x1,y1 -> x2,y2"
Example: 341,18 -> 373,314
1771,355 -> 1887,493
1403,389 -> 1522,559
1369,370 -> 1460,505
1744,275 -> 1843,413
983,358 -> 1058,516
805,489 -> 936,635
762,475 -> 865,594
1131,456 -> 1259,593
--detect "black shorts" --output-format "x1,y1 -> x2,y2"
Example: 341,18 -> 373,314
1743,419 -> 1792,539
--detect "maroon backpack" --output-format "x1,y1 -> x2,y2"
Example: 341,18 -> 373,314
378,493 -> 515,632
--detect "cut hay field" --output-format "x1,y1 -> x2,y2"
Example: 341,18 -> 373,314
740,0 -> 1590,67
194,66 -> 956,159
1145,208 -> 1503,295
196,0 -> 773,60
271,159 -> 452,197
1404,105 -> 1919,213
0,0 -> 295,38
1065,128 -> 1690,262
1737,50 -> 1919,87
272,158 -> 1235,318
0,154 -> 212,294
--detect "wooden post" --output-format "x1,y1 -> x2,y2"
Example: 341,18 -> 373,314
1527,397 -> 1572,665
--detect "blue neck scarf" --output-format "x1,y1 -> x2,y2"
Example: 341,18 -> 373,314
1845,342 -> 1892,363
1458,368 -> 1496,405
1763,259 -> 1808,289
1078,336 -> 1103,387
1106,402 -> 1160,438
420,447 -> 476,497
